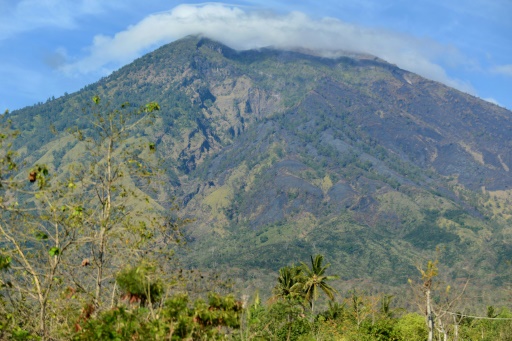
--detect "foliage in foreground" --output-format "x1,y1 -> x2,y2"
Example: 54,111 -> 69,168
70,255 -> 512,341
74,292 -> 242,340
71,287 -> 512,341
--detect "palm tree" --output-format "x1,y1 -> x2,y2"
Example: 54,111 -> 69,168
270,265 -> 304,303
300,254 -> 338,312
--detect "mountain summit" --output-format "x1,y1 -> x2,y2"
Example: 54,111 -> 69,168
4,36 -> 512,293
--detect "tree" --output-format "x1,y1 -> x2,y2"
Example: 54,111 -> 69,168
409,258 -> 469,341
268,265 -> 309,341
65,97 -> 169,310
266,256 -> 339,341
0,121 -> 65,339
270,265 -> 304,303
299,254 -> 338,312
0,97 -> 185,339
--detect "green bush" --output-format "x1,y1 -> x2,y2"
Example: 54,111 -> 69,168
116,264 -> 163,305
394,313 -> 427,341
73,292 -> 242,340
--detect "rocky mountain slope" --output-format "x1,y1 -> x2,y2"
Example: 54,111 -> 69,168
4,36 -> 512,295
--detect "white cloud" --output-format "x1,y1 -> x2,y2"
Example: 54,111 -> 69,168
491,65 -> 512,77
61,3 -> 473,93
483,97 -> 500,106
0,0 -> 115,40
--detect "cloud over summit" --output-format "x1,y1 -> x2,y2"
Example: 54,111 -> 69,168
61,3 -> 472,93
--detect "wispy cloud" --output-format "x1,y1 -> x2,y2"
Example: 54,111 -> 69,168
483,97 -> 500,106
60,3 -> 474,94
0,0 -> 114,41
491,65 -> 512,78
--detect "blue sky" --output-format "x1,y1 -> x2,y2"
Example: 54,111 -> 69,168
0,0 -> 511,111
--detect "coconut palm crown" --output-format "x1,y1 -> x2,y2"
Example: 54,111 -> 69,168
270,265 -> 304,303
300,254 -> 339,311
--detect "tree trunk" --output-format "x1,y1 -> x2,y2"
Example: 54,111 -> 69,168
94,229 -> 106,307
453,314 -> 459,341
95,137 -> 113,308
39,302 -> 47,341
427,289 -> 433,341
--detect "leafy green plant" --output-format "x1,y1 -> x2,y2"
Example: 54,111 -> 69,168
74,292 -> 242,340
116,263 -> 163,306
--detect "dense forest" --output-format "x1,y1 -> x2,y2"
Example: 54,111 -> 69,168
1,99 -> 512,341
